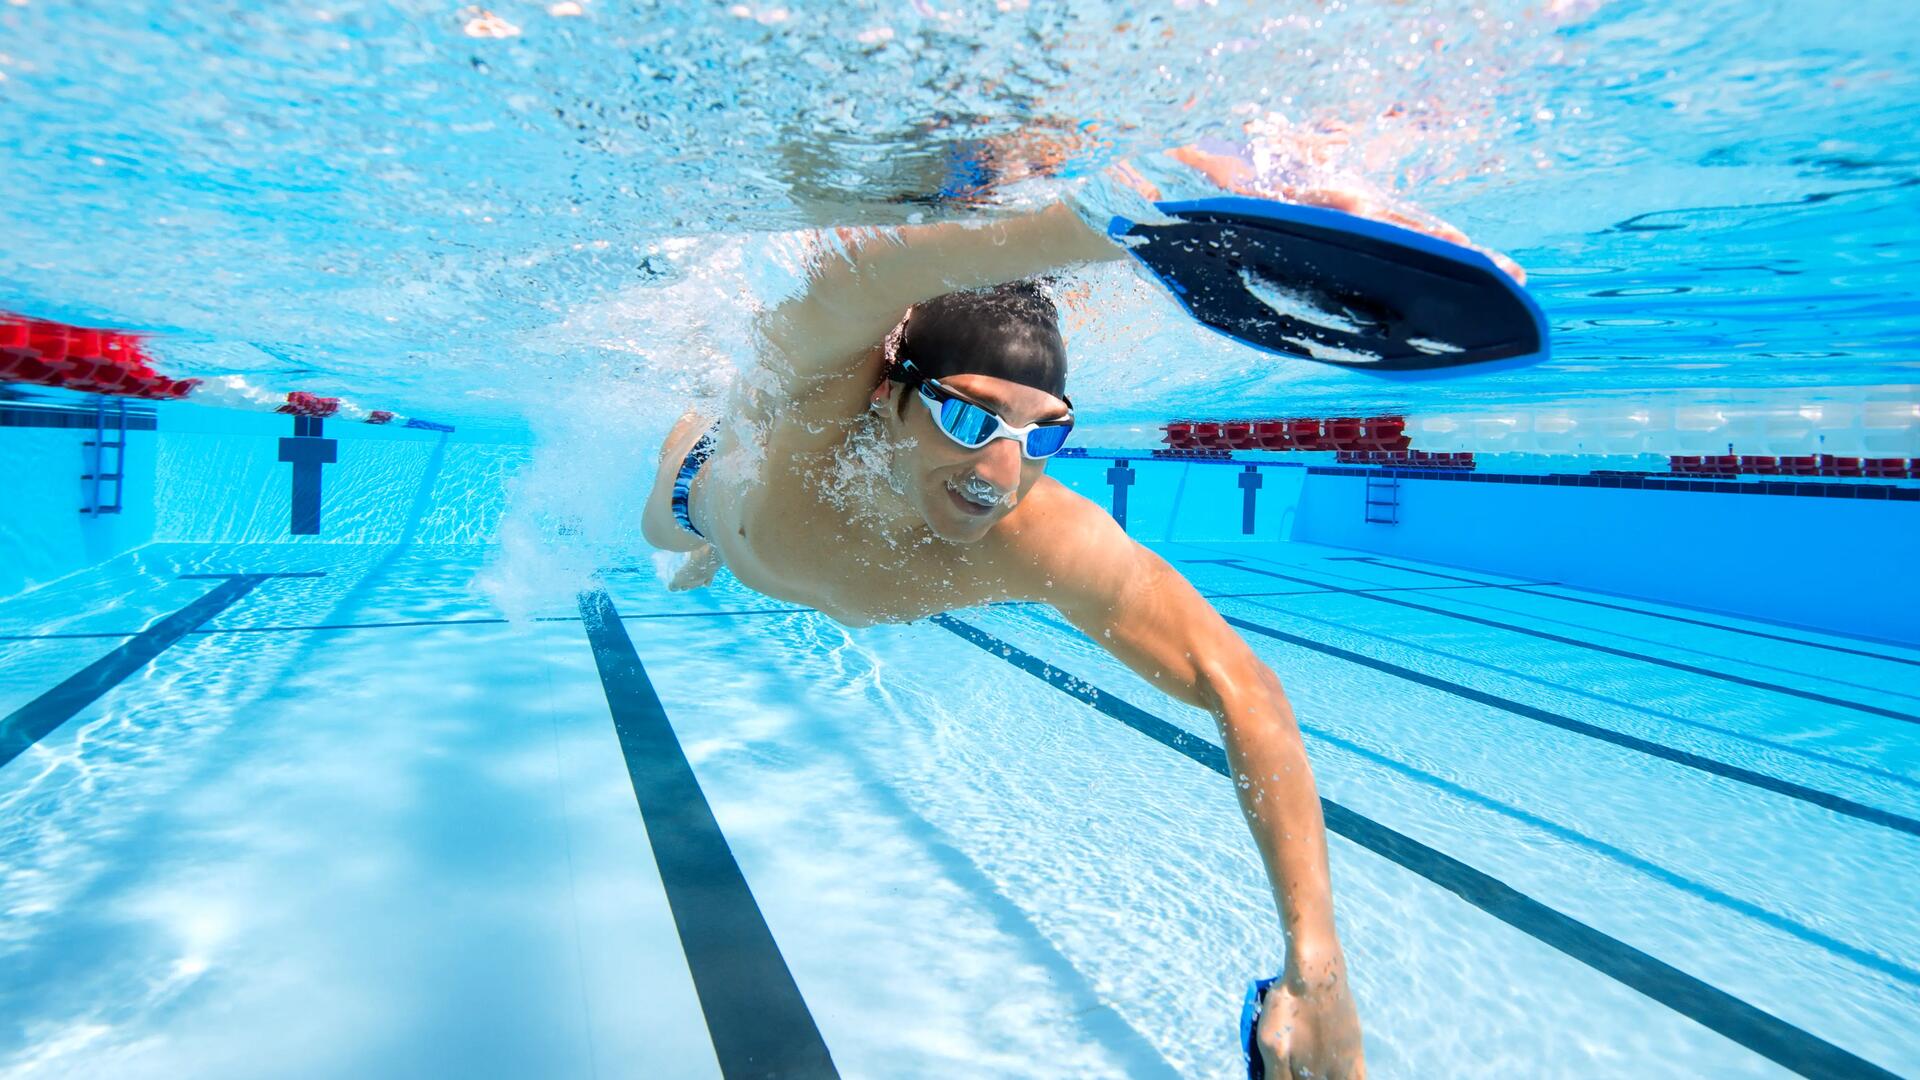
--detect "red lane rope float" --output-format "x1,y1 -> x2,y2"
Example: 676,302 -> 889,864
1163,415 -> 1411,453
276,391 -> 341,418
0,314 -> 197,400
1670,454 -> 1913,480
3,313 -> 451,430
1335,449 -> 1476,469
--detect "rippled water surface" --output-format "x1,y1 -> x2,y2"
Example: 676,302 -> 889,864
1,0 -> 1916,434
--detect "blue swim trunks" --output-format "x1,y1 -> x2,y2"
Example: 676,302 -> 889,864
671,425 -> 719,540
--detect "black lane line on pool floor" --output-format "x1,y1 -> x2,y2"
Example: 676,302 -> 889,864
931,614 -> 1898,1080
0,572 -> 323,772
1006,607 -> 1920,989
1340,555 -> 1920,669
1205,609 -> 1920,839
579,590 -> 839,1080
1187,557 -> 1919,726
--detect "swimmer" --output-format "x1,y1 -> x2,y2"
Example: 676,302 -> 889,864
642,202 -> 1369,1079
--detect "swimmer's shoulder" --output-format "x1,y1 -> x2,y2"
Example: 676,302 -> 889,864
986,476 -> 1136,600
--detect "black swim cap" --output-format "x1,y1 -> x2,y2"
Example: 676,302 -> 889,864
892,280 -> 1068,400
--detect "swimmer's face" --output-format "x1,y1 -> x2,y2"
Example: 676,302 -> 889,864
874,373 -> 1069,543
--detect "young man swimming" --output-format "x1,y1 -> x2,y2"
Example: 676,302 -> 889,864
642,201 -> 1376,1078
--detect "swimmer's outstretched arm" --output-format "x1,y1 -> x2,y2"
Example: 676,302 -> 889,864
1010,498 -> 1366,1080
756,204 -> 1123,397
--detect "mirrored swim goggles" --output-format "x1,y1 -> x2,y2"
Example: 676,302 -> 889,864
900,361 -> 1074,460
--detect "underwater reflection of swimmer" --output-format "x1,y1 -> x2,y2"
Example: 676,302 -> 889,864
640,200 -> 1395,1080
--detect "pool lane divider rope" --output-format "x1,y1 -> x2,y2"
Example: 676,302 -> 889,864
0,572 -> 324,772
931,614 -> 1899,1080
578,590 -> 839,1080
1186,558 -> 1919,725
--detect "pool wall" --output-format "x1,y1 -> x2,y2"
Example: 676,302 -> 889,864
3,408 -> 1915,644
1288,468 -> 1918,644
1,402 -> 159,597
0,397 -> 526,595
1048,456 -> 1920,645
150,413 -> 524,547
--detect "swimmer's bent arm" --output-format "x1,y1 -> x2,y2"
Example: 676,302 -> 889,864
756,204 -> 1123,399
1021,501 -> 1366,1078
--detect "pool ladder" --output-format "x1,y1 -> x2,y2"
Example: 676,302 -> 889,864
1364,474 -> 1400,525
80,395 -> 126,516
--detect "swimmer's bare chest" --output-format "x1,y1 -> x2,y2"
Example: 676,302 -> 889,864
699,434 -> 1017,627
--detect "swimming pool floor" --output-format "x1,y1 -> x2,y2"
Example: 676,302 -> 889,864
0,540 -> 1915,1078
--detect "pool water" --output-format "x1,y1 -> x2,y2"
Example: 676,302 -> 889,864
1,0 -> 1917,441
4,1 -> 1919,1077
2,538 -> 1914,1077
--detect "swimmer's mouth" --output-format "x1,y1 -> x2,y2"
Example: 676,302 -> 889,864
946,479 -> 1003,514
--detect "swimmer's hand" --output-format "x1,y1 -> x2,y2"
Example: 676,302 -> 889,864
1164,143 -> 1526,285
1258,952 -> 1367,1080
668,545 -> 722,592
1282,186 -> 1527,286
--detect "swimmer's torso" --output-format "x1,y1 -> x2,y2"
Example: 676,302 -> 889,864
689,416 -> 1054,627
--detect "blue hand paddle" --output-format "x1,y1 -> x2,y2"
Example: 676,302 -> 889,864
1109,196 -> 1550,380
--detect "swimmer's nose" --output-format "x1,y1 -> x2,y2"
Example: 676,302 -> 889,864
970,436 -> 1023,494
